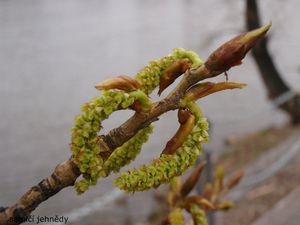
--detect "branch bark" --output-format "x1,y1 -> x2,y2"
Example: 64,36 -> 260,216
246,0 -> 300,124
0,159 -> 80,225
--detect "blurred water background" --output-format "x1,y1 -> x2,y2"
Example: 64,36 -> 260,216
0,0 -> 299,224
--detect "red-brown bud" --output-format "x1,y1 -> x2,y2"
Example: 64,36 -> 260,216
216,201 -> 234,211
95,75 -> 140,91
226,170 -> 244,190
158,59 -> 191,95
184,196 -> 215,210
180,162 -> 206,197
161,109 -> 195,155
205,23 -> 271,74
212,166 -> 224,195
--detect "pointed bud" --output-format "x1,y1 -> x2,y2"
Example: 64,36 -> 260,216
205,23 -> 271,74
161,109 -> 195,155
95,75 -> 140,91
184,82 -> 246,101
216,201 -> 234,211
158,59 -> 191,95
226,170 -> 244,190
180,162 -> 206,197
213,166 -> 224,194
184,196 -> 215,210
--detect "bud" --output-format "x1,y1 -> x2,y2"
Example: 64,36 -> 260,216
95,75 -> 140,91
205,23 -> 271,74
180,162 -> 206,197
213,166 -> 224,194
184,82 -> 246,101
216,201 -> 234,211
185,196 -> 215,210
158,59 -> 191,95
226,170 -> 244,190
161,109 -> 195,155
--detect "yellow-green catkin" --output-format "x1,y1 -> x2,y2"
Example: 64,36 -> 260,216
190,204 -> 208,225
169,208 -> 185,225
115,102 -> 209,192
100,125 -> 154,177
172,48 -> 203,68
135,48 -> 203,95
72,90 -> 151,194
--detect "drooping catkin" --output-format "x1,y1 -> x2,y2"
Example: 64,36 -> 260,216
115,102 -> 208,192
71,49 -> 204,194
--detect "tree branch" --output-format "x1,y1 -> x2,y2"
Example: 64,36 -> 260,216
0,25 -> 269,224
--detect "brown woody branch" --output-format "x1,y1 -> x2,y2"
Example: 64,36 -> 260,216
0,159 -> 80,225
0,25 -> 269,224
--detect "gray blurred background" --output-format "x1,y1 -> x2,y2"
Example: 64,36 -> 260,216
0,0 -> 299,224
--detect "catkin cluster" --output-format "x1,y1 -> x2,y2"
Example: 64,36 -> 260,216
70,48 -> 207,194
